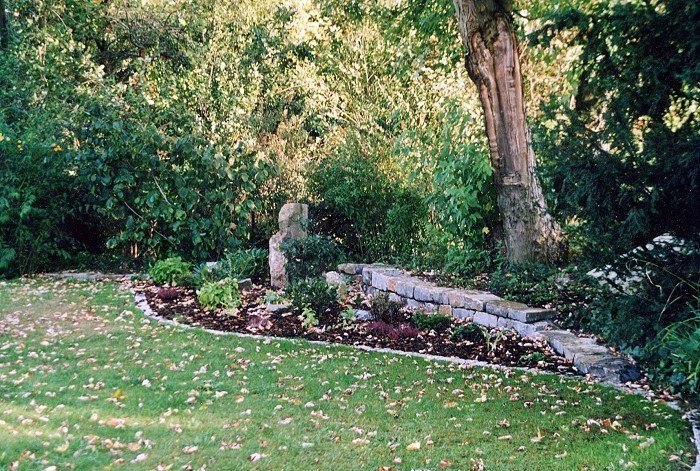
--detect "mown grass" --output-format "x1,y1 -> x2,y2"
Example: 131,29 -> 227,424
0,278 -> 695,470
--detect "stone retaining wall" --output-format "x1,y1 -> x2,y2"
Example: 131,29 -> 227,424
328,263 -> 638,385
336,263 -> 553,338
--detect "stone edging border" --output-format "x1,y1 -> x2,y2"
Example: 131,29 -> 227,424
690,410 -> 700,471
326,264 -> 638,385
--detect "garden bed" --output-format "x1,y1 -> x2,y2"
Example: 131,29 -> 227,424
132,279 -> 579,374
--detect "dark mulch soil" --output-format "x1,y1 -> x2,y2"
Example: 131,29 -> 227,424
133,280 -> 579,375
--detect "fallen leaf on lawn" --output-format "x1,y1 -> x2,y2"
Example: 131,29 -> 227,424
182,445 -> 198,454
106,418 -> 125,428
55,443 -> 69,452
249,453 -> 267,461
406,441 -> 421,451
638,437 -> 654,449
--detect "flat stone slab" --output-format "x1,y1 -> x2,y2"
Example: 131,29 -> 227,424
266,304 -> 290,314
353,309 -> 375,321
338,263 -> 370,275
325,271 -> 348,286
461,292 -> 502,311
473,311 -> 499,328
484,299 -> 527,317
414,285 -> 451,303
453,308 -> 476,319
238,278 -> 253,291
507,307 -> 554,323
445,289 -> 497,309
394,279 -> 416,298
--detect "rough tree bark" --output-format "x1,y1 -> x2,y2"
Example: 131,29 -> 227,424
452,0 -> 564,264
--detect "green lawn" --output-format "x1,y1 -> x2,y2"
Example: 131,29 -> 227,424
0,278 -> 695,470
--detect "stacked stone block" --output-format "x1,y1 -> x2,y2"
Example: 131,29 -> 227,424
349,265 -> 553,338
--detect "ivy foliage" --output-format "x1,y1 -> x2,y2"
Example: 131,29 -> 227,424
280,235 -> 343,285
531,0 -> 700,258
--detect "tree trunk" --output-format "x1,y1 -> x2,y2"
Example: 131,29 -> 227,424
452,0 -> 564,264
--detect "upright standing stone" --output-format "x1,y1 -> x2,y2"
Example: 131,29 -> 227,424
269,203 -> 308,289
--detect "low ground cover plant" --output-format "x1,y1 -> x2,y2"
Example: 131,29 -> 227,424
367,321 -> 421,341
287,277 -> 338,316
412,311 -> 452,332
452,323 -> 487,343
197,277 -> 242,310
149,257 -> 193,286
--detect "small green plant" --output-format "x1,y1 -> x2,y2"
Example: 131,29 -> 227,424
412,311 -> 452,332
340,307 -> 356,321
371,293 -> 404,324
149,257 -> 193,286
218,248 -> 269,283
300,306 -> 319,329
451,323 -> 487,343
338,307 -> 357,327
263,290 -> 287,304
281,235 -> 343,284
648,314 -> 700,398
192,248 -> 269,287
287,278 -> 338,316
520,351 -> 548,364
197,277 -> 242,310
484,329 -> 510,354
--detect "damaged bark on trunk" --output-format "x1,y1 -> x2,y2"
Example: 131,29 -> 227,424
452,0 -> 564,264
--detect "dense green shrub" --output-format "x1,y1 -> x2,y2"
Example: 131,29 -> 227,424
579,243 -> 699,354
194,249 -> 269,287
307,134 -> 428,264
281,235 -> 343,284
149,257 -> 193,286
287,278 -> 338,315
531,0 -> 700,259
396,103 -> 497,275
492,241 -> 699,397
197,278 -> 242,311
412,311 -> 452,332
370,293 -> 404,325
452,323 -> 487,343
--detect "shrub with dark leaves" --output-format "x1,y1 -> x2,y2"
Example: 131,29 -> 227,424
452,323 -> 486,343
156,287 -> 180,301
287,278 -> 338,315
370,293 -> 404,324
412,311 -> 452,332
367,321 -> 420,341
281,235 -> 343,284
